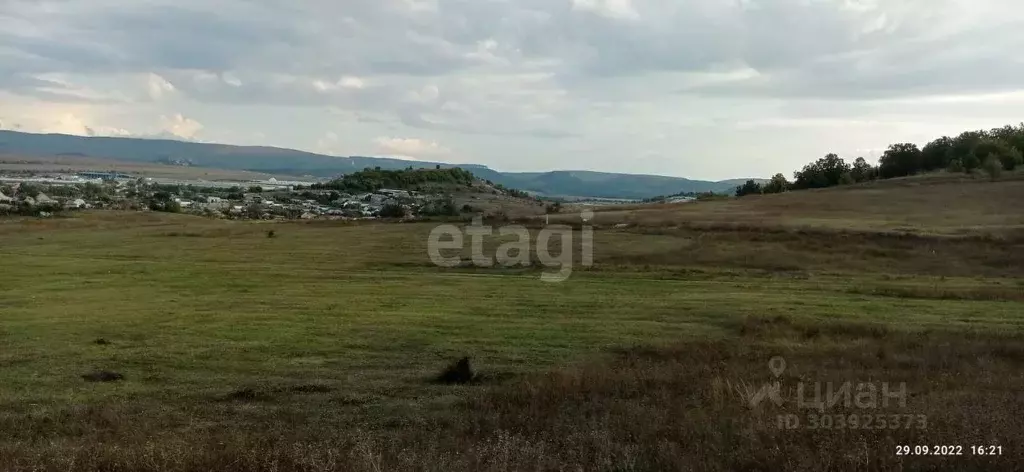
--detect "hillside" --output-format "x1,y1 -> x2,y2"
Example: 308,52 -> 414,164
0,130 -> 744,199
488,170 -> 743,199
558,171 -> 1024,237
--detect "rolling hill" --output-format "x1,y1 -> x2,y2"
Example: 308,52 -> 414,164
0,130 -> 748,199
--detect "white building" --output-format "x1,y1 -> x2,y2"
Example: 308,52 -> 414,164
67,198 -> 89,209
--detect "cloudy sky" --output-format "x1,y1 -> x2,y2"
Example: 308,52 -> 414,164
2,0 -> 1023,180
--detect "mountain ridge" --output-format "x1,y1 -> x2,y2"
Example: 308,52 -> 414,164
0,130 -> 750,199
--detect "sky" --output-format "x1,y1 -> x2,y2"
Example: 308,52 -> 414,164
2,0 -> 1023,180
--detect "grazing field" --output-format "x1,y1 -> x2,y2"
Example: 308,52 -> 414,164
1,175 -> 1023,471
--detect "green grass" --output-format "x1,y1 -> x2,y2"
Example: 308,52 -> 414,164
1,210 -> 1023,470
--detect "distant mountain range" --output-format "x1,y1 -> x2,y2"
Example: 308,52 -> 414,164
0,130 -> 755,199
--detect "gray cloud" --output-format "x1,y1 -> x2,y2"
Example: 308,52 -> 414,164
1,0 -> 1023,179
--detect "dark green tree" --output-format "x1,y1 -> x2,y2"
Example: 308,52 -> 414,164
735,179 -> 763,197
850,157 -> 878,182
793,153 -> 850,189
16,183 -> 41,197
962,151 -> 981,173
379,203 -> 407,218
1002,147 -> 1024,170
921,137 -> 954,171
951,131 -> 987,164
878,143 -> 923,178
762,173 -> 790,194
989,124 -> 1024,153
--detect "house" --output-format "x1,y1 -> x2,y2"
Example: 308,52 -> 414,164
34,193 -> 56,205
379,189 -> 411,198
66,198 -> 89,209
173,198 -> 194,208
0,191 -> 12,204
666,196 -> 696,204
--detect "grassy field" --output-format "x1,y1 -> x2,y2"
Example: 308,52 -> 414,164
560,171 -> 1024,237
1,175 -> 1023,470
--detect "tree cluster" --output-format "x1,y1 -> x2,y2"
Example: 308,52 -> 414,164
735,122 -> 1024,197
313,167 -> 476,193
147,191 -> 181,213
418,195 -> 460,217
642,191 -> 716,203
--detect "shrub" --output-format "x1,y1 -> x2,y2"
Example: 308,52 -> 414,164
962,152 -> 981,173
1000,147 -> 1023,170
379,203 -> 407,218
147,200 -> 181,213
762,173 -> 790,193
419,197 -> 459,217
434,357 -> 475,384
734,180 -> 763,197
982,156 -> 1003,180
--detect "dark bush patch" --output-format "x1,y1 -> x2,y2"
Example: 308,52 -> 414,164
161,232 -> 204,238
92,338 -> 111,346
821,321 -> 889,339
473,371 -> 518,384
847,285 -> 1024,302
223,387 -> 274,402
735,315 -> 792,336
267,230 -> 276,238
800,326 -> 822,340
287,384 -> 334,394
81,370 -> 124,382
434,357 -> 476,385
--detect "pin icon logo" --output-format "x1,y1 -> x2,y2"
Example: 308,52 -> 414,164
749,356 -> 787,408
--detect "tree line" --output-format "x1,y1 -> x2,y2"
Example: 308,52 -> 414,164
735,123 -> 1024,197
643,191 -> 728,203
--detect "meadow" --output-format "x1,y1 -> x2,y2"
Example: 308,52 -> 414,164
0,174 -> 1023,471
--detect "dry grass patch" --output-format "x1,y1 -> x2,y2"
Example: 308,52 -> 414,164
4,321 -> 1023,471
